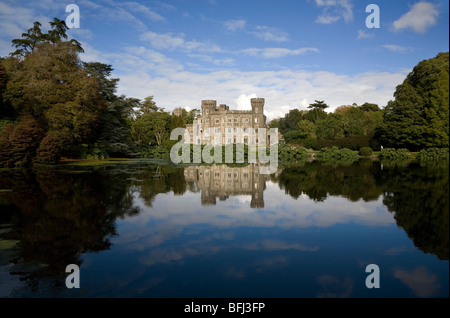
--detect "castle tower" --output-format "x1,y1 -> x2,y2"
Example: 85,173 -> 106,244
251,98 -> 264,114
201,100 -> 217,117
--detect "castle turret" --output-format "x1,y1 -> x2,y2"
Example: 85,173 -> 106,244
201,100 -> 217,116
251,98 -> 264,114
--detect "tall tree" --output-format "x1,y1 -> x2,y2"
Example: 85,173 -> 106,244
10,18 -> 83,58
381,52 -> 449,150
308,100 -> 329,110
139,96 -> 160,115
1,19 -> 104,165
0,61 -> 9,118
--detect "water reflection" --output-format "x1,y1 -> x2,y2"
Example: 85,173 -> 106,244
0,160 -> 448,297
184,164 -> 275,208
0,167 -> 139,295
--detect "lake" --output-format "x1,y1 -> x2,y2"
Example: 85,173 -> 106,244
0,159 -> 448,298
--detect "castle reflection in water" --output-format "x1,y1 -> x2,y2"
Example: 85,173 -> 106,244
184,164 -> 280,208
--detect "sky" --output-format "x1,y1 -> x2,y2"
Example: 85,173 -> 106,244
0,0 -> 448,120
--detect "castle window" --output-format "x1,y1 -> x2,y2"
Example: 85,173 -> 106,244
234,118 -> 238,123
228,128 -> 232,133
255,108 -> 258,113
255,118 -> 259,123
243,118 -> 249,123
228,118 -> 232,123
215,119 -> 219,124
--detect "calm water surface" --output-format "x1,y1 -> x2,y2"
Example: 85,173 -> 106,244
0,159 -> 448,298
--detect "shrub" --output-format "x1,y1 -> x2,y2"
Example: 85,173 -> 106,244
80,143 -> 109,159
34,134 -> 60,164
417,148 -> 449,161
283,130 -> 303,144
151,145 -> 170,159
317,146 -> 358,161
1,116 -> 44,167
278,144 -> 308,161
302,138 -> 319,150
379,148 -> 411,160
359,147 -> 373,157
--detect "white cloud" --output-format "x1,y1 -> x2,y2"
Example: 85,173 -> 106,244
314,0 -> 353,24
250,26 -> 290,42
382,44 -> 414,53
0,1 -> 52,56
120,1 -> 165,21
393,2 -> 439,33
357,30 -> 374,40
108,48 -> 408,120
235,93 -> 258,110
316,15 -> 340,24
139,31 -> 223,53
394,266 -> 440,297
224,19 -> 246,31
241,47 -> 319,59
188,54 -> 234,66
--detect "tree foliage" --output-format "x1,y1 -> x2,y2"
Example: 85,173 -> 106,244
381,52 -> 449,150
11,18 -> 83,58
308,100 -> 329,110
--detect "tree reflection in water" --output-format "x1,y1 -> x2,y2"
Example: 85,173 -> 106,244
0,159 -> 448,295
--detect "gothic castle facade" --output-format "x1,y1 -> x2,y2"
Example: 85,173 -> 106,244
183,98 -> 278,146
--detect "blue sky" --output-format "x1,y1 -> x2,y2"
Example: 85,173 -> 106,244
0,0 -> 448,119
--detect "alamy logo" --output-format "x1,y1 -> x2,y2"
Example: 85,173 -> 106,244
365,264 -> 380,288
65,4 -> 80,29
169,125 -> 279,174
365,4 -> 380,29
65,264 -> 80,288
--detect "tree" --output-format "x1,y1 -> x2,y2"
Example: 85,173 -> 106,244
0,61 -> 10,118
308,100 -> 329,110
359,102 -> 380,112
10,18 -> 83,58
82,61 -> 136,156
268,118 -> 280,129
303,108 -> 327,124
0,115 -> 44,167
139,96 -> 160,115
297,120 -> 316,139
131,110 -> 171,146
184,108 -> 200,125
82,62 -> 119,103
279,109 -> 302,134
381,52 -> 449,150
1,19 -> 106,163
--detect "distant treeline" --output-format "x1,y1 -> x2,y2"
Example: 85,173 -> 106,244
270,51 -> 449,153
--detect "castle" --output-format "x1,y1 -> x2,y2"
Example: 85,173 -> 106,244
183,98 -> 278,146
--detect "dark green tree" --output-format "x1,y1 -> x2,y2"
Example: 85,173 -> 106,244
139,96 -> 160,115
10,18 -> 83,58
381,52 -> 449,150
359,102 -> 381,112
308,100 -> 329,110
